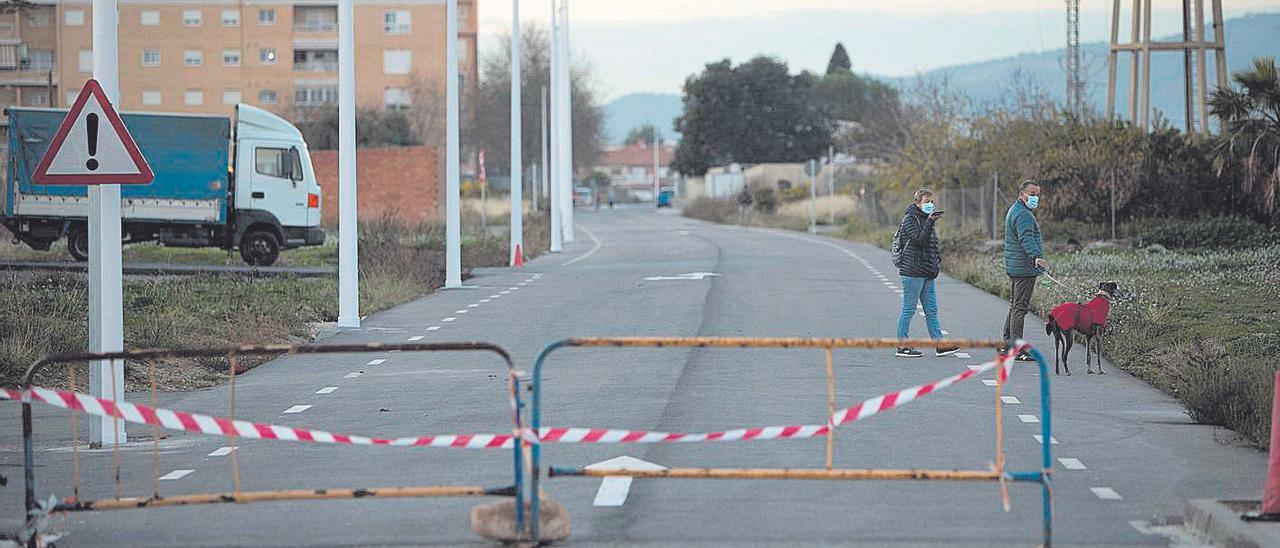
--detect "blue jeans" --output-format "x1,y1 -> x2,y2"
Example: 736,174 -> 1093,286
897,276 -> 944,341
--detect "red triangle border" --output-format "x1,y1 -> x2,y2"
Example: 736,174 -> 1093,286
32,79 -> 155,186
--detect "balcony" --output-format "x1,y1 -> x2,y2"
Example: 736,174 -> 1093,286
293,7 -> 336,33
293,49 -> 337,73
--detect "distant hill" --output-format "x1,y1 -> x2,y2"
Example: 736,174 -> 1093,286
889,12 -> 1280,128
602,93 -> 683,145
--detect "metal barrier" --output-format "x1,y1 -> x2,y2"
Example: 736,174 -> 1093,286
528,337 -> 1054,546
14,342 -> 527,547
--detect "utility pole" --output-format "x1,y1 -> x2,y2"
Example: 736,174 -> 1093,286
337,0 -> 360,324
444,0 -> 462,287
89,0 -> 125,446
1110,167 -> 1117,240
808,159 -> 817,234
1066,0 -> 1083,116
509,0 -> 523,266
547,9 -> 562,253
827,145 -> 835,226
652,130 -> 659,204
559,0 -> 575,243
991,172 -> 999,240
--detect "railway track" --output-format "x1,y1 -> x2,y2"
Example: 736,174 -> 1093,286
0,260 -> 335,277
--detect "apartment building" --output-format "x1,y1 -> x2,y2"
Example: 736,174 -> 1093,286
1,0 -> 477,141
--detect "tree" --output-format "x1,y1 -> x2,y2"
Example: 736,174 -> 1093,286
473,24 -> 606,177
673,57 -> 833,176
623,123 -> 659,146
289,106 -> 421,150
826,43 -> 852,75
1210,56 -> 1280,222
405,72 -> 444,149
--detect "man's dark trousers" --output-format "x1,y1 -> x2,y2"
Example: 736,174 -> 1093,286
1003,276 -> 1037,348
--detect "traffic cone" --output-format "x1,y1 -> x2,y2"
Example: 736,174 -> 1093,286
1263,372 -> 1280,513
513,244 -> 524,268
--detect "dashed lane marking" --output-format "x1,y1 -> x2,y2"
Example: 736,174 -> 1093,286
941,329 -> 949,335
967,365 -> 982,371
1091,487 -> 1123,500
455,309 -> 469,314
489,294 -> 502,299
343,372 -> 363,379
982,379 -> 998,386
208,447 -> 236,457
955,352 -> 971,359
366,359 -> 386,365
316,386 -> 339,395
1058,458 -> 1087,470
468,303 -> 480,307
479,299 -> 491,303
284,405 -> 313,414
407,335 -> 424,341
442,317 -> 457,322
159,469 -> 193,481
426,326 -> 441,331
1001,396 -> 1021,404
1018,414 -> 1040,423
1033,435 -> 1060,444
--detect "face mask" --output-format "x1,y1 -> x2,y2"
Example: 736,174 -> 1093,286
1026,195 -> 1040,209
921,202 -> 936,215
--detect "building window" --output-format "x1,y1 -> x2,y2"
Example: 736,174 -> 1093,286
184,49 -> 203,67
183,10 -> 202,26
222,89 -> 242,105
459,4 -> 471,20
383,49 -> 411,75
184,89 -> 204,106
258,89 -> 278,104
222,49 -> 241,66
28,11 -> 48,28
293,49 -> 336,72
293,84 -> 337,107
293,6 -> 336,32
258,48 -> 276,64
20,49 -> 54,72
65,10 -> 85,26
257,9 -> 275,25
78,49 -> 92,73
383,10 -> 411,34
222,10 -> 240,27
24,90 -> 49,107
140,10 -> 159,26
142,49 -> 161,67
384,87 -> 410,111
142,90 -> 162,105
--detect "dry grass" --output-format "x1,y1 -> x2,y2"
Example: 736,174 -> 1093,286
776,195 -> 859,225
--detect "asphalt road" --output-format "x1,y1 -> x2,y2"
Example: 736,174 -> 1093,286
0,207 -> 1267,546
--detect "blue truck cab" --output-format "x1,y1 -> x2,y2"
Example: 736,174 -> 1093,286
1,104 -> 322,265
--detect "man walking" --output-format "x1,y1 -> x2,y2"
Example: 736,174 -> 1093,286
1002,180 -> 1046,361
737,185 -> 753,225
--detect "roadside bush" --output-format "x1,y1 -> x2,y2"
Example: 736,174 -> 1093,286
1162,339 -> 1274,444
1040,218 -> 1112,243
752,187 -> 778,213
782,183 -> 811,202
683,197 -> 738,224
1129,216 -> 1275,249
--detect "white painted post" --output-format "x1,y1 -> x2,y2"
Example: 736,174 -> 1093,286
509,0 -> 523,266
652,131 -> 659,203
808,159 -> 817,234
445,0 -> 462,287
546,11 -> 562,253
827,145 -> 835,225
559,0 -> 575,243
539,86 -> 547,214
336,0 -> 360,327
89,0 -> 125,446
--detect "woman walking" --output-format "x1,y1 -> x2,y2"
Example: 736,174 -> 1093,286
892,188 -> 960,358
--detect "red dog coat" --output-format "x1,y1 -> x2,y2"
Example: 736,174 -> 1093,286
1049,296 -> 1111,332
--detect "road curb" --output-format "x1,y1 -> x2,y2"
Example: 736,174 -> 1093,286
1185,499 -> 1280,548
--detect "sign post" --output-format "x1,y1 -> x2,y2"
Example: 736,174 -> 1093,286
509,0 -> 524,267
336,0 -> 359,328
445,0 -> 462,288
34,73 -> 154,447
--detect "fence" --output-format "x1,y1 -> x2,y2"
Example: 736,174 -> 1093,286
9,342 -> 528,547
527,337 -> 1055,546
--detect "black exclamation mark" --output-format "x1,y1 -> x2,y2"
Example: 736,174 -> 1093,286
85,113 -> 99,171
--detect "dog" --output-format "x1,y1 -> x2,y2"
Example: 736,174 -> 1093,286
1045,282 -> 1122,375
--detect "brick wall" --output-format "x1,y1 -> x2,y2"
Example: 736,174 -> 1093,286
311,146 -> 438,227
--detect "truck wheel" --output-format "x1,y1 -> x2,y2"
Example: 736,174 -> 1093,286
67,230 -> 90,262
239,231 -> 280,266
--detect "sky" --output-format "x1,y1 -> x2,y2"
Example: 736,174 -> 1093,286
479,1 -> 1280,100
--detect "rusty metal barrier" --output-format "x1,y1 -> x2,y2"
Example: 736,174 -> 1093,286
528,337 -> 1055,546
14,342 -> 527,547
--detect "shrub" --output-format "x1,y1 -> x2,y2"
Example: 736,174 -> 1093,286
752,187 -> 778,213
683,198 -> 738,224
782,183 -> 811,202
1129,216 -> 1276,249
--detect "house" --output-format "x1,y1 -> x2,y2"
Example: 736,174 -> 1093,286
589,141 -> 676,201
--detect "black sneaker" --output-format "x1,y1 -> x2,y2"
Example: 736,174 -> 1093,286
935,346 -> 961,357
895,348 -> 923,358
1014,351 -> 1037,362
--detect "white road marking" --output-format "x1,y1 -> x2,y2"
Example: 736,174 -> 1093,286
982,379 -> 998,386
587,456 -> 666,507
1091,487 -> 1123,500
1129,521 -> 1153,535
1033,435 -> 1060,444
407,336 -> 424,341
316,386 -> 339,394
563,224 -> 604,267
1018,414 -> 1040,423
940,329 -> 949,335
1058,458 -> 1087,470
343,372 -> 362,379
159,469 -> 193,481
207,447 -> 237,457
1001,396 -> 1021,404
284,405 -> 312,414
524,278 -> 535,282
489,294 -> 502,299
426,326 -> 441,331
967,365 -> 983,371
518,282 -> 527,286
479,299 -> 491,303
443,317 -> 457,322
455,309 -> 469,314
366,359 -> 386,365
468,303 -> 480,307
508,286 -> 520,291
500,291 -> 511,295
955,352 -> 971,359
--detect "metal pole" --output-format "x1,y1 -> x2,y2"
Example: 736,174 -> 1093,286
444,0 -> 462,287
1110,167 -> 1117,240
336,0 -> 360,326
809,160 -> 817,234
559,0 -> 575,243
509,0 -> 523,266
1182,0 -> 1195,133
1194,0 -> 1209,133
652,130 -> 659,204
960,186 -> 967,230
1106,0 -> 1120,119
1140,0 -> 1152,130
547,13 -> 562,252
991,172 -> 999,240
1128,0 -> 1141,124
89,0 -> 125,446
827,145 -> 835,225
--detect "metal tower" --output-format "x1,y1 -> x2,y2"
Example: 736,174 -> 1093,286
1066,0 -> 1084,115
1106,0 -> 1227,133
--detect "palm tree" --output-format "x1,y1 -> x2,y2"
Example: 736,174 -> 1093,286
1209,57 -> 1280,220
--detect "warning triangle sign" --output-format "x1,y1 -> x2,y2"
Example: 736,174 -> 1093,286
33,79 -> 154,185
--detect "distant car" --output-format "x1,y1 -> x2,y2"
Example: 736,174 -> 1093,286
656,189 -> 674,208
574,186 -> 594,207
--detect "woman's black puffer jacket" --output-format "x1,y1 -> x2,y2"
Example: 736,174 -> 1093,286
896,204 -> 940,279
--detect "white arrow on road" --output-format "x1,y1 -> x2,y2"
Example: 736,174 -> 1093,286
585,455 -> 667,507
642,272 -> 720,281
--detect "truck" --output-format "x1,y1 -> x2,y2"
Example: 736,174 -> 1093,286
2,104 -> 323,266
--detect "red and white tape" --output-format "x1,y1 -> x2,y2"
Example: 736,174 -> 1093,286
523,348 -> 1022,445
0,387 -> 517,450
